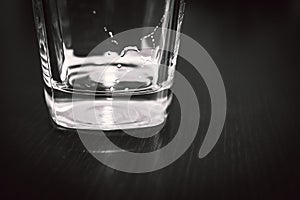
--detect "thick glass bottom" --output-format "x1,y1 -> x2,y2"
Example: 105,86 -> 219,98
44,87 -> 172,130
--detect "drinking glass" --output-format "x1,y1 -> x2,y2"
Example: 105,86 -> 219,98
32,0 -> 185,130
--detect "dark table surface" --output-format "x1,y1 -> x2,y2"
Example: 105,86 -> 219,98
1,0 -> 300,199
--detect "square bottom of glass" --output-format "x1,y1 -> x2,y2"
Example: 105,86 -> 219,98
44,87 -> 172,130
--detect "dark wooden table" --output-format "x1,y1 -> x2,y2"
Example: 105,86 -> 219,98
1,0 -> 300,199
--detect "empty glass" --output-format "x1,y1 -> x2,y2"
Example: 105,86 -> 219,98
32,0 -> 185,130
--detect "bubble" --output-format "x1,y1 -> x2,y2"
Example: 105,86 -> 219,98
109,87 -> 114,92
105,51 -> 112,56
117,64 -> 122,68
124,88 -> 129,91
92,10 -> 97,14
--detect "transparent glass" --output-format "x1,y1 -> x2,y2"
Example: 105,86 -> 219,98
32,0 -> 185,130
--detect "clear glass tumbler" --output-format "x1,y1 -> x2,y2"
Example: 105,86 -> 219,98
32,0 -> 185,130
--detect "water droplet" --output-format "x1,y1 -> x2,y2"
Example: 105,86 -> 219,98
140,15 -> 165,41
115,79 -> 120,84
109,87 -> 114,92
124,88 -> 129,91
108,31 -> 113,38
111,40 -> 119,45
117,64 -> 122,68
104,27 -> 119,45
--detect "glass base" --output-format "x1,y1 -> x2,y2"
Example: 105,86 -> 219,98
44,88 -> 172,130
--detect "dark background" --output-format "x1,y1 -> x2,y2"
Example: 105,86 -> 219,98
1,0 -> 300,199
